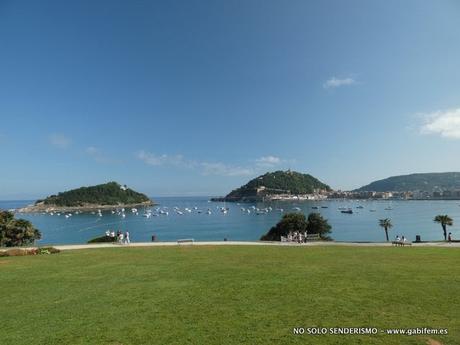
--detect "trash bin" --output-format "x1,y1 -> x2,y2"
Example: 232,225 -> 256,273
415,235 -> 421,242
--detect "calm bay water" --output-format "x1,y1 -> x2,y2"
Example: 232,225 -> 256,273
1,197 -> 459,245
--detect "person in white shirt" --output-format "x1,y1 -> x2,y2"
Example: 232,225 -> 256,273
125,231 -> 130,244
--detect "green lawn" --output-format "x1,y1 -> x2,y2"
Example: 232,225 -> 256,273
1,246 -> 459,345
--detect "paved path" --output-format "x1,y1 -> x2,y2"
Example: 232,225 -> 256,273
2,241 -> 459,252
52,241 -> 460,251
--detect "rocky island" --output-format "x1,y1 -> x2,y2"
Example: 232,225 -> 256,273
18,182 -> 153,213
212,170 -> 331,202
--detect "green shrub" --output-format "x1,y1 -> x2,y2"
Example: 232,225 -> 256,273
0,211 -> 41,247
0,247 -> 60,256
88,235 -> 116,244
39,247 -> 60,254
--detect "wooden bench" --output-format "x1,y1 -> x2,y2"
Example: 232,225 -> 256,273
392,241 -> 412,246
177,238 -> 194,244
306,234 -> 321,241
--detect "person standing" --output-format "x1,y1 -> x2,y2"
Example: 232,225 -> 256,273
448,232 -> 452,242
125,231 -> 130,244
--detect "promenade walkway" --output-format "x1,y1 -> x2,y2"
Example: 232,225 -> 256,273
52,241 -> 460,251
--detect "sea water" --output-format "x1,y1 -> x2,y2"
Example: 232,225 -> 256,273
1,197 -> 459,245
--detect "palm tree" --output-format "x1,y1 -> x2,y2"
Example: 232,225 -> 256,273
434,215 -> 453,241
379,218 -> 392,242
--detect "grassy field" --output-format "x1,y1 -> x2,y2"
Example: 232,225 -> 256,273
1,246 -> 459,345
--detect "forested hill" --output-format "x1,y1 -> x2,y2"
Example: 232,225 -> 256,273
36,182 -> 152,207
218,170 -> 331,201
355,172 -> 460,192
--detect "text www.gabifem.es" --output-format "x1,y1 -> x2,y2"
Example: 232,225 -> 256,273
293,327 -> 448,336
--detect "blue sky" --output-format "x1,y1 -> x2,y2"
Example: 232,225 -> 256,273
1,0 -> 460,199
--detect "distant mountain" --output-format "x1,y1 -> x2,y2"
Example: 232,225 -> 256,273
355,172 -> 460,192
214,170 -> 331,202
19,182 -> 153,212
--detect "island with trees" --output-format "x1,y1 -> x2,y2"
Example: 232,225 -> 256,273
18,182 -> 153,213
212,170 -> 331,202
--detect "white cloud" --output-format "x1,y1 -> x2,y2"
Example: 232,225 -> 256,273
420,108 -> 460,139
136,150 -> 190,167
323,77 -> 356,89
200,162 -> 254,177
255,155 -> 281,167
137,150 -> 291,177
86,146 -> 120,164
49,134 -> 71,149
86,146 -> 100,155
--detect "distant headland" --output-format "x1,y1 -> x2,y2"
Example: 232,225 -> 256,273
18,182 -> 153,213
212,170 -> 460,202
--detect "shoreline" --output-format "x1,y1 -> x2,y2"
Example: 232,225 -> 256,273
2,240 -> 459,252
16,200 -> 154,214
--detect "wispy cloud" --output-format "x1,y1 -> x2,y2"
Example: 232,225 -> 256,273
200,162 -> 254,177
86,146 -> 121,164
323,77 -> 356,89
255,155 -> 281,167
137,150 -> 288,177
420,108 -> 460,139
49,133 -> 71,149
136,150 -> 191,167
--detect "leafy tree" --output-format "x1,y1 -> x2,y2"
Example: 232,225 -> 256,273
378,218 -> 392,242
0,211 -> 41,247
260,212 -> 332,241
434,215 -> 453,241
306,213 -> 332,240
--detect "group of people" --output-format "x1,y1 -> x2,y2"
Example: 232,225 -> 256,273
282,231 -> 309,243
106,230 -> 130,244
394,235 -> 408,245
